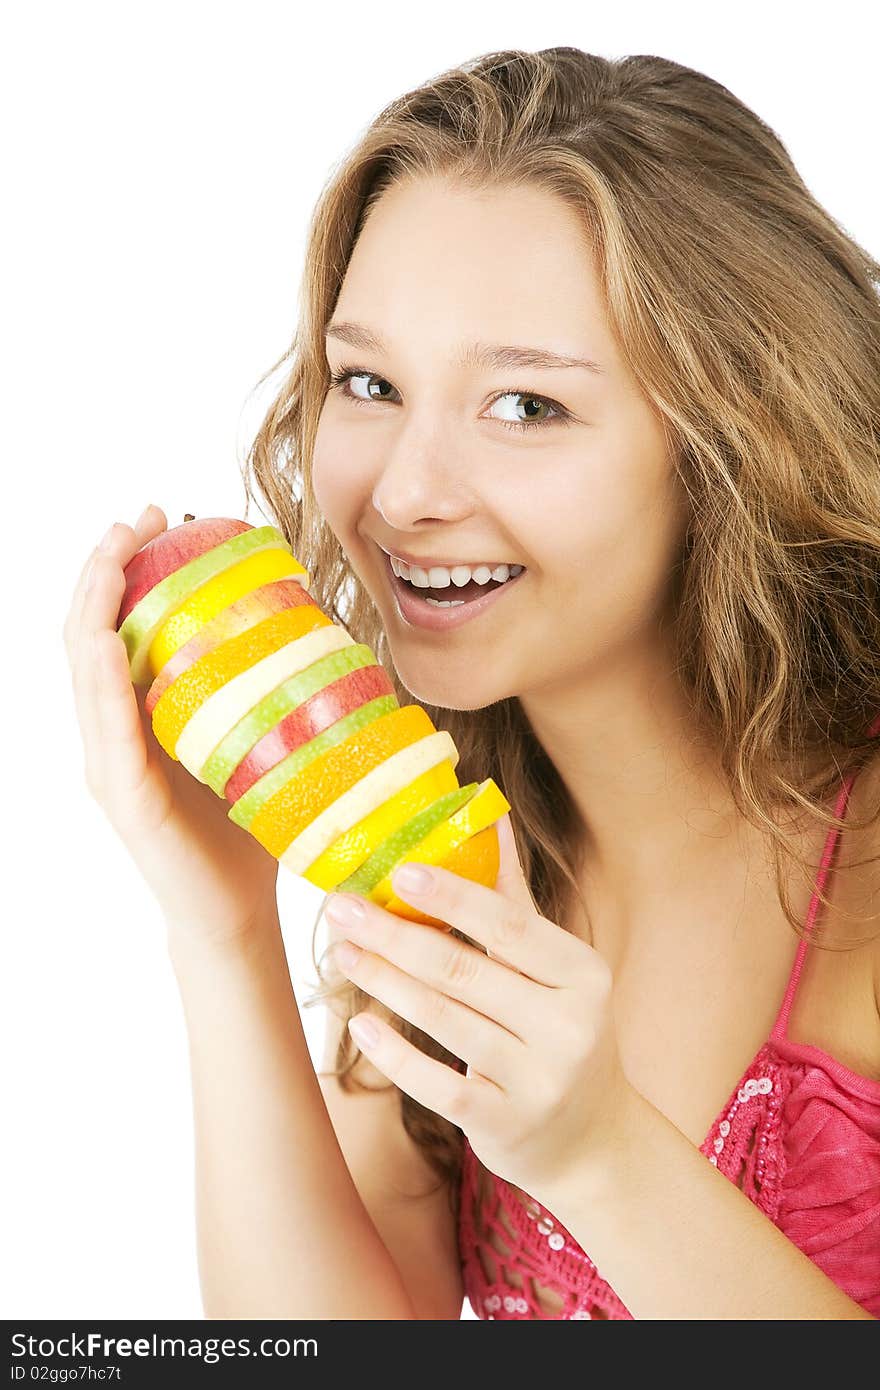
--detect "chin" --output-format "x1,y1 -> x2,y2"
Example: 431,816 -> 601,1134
388,650 -> 513,714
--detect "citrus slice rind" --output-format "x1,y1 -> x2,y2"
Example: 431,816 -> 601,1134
148,547 -> 310,674
250,706 -> 436,857
170,623 -> 353,780
337,783 -> 480,896
302,762 -> 460,892
279,731 -> 459,875
371,778 -> 511,904
120,525 -> 302,685
202,644 -> 387,796
150,606 -> 332,761
145,579 -> 316,716
229,693 -> 399,828
383,823 -> 502,924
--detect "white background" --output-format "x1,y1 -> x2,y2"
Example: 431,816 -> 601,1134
4,0 -> 877,1321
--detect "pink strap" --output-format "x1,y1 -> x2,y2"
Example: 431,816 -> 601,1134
771,708 -> 880,1042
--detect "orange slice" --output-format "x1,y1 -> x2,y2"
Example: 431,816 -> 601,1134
151,604 -> 330,757
302,761 -> 460,891
249,705 -> 437,857
149,547 -> 307,674
279,734 -> 457,874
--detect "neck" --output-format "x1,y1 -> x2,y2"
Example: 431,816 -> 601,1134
517,630 -> 797,932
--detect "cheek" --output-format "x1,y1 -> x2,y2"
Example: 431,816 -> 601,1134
310,421 -> 373,531
548,436 -> 685,624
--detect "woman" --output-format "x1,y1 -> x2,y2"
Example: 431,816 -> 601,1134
65,47 -> 880,1318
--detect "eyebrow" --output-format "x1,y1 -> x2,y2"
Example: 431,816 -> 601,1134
325,320 -> 606,375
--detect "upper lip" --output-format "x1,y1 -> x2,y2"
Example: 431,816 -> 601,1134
377,543 -> 524,571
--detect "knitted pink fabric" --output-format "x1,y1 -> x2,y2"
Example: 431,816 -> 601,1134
458,721 -> 880,1319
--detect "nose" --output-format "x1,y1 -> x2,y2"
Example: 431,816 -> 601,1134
371,433 -> 476,532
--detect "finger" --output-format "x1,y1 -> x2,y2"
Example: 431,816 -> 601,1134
388,861 -> 585,987
73,552 -> 126,802
326,894 -> 537,1039
62,543 -> 101,669
333,940 -> 521,1089
345,1008 -> 505,1129
63,504 -> 167,667
90,624 -> 151,819
69,509 -> 166,798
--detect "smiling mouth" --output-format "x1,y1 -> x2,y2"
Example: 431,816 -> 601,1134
383,558 -> 519,605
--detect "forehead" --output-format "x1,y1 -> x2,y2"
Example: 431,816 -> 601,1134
333,178 -> 611,363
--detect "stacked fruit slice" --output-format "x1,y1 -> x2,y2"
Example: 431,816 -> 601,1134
116,516 -> 510,927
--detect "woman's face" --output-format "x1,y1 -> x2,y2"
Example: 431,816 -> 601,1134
312,176 -> 689,710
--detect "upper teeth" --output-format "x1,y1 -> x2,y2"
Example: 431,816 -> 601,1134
389,556 -> 525,588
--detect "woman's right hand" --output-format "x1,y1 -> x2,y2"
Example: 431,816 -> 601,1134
63,504 -> 281,949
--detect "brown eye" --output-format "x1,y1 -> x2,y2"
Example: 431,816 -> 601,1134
328,368 -> 399,403
487,391 -> 568,433
327,367 -> 570,434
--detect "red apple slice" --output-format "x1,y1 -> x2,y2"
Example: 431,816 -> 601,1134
229,693 -> 400,829
118,518 -> 252,625
175,624 -> 356,781
119,524 -> 301,685
220,656 -> 396,801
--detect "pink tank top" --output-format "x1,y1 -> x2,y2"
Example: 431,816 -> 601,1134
458,727 -> 880,1319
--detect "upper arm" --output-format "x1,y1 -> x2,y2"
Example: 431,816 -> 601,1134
316,994 -> 464,1320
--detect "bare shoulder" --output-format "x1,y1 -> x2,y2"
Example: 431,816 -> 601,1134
821,750 -> 880,1050
786,750 -> 880,1075
316,994 -> 464,1320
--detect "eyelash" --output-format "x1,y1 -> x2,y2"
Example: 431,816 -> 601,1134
326,364 -> 572,434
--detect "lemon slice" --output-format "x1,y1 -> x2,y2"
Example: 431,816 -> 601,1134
119,525 -> 300,685
302,762 -> 460,891
149,547 -> 308,673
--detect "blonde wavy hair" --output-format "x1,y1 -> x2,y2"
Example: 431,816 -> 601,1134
240,46 -> 880,1204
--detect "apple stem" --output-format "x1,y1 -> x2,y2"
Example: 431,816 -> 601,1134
183,513 -> 195,521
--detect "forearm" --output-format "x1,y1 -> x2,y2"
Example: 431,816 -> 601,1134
545,1086 -> 876,1320
167,912 -> 416,1320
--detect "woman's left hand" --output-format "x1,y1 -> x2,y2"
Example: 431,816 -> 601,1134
323,814 -> 638,1207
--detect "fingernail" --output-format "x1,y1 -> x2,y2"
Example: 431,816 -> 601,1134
86,553 -> 100,591
135,504 -> 153,528
99,523 -> 117,551
335,940 -> 362,971
393,863 -> 433,894
325,893 -> 366,927
349,1014 -> 380,1048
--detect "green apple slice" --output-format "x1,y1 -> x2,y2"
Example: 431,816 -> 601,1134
175,625 -> 357,782
228,694 -> 399,828
279,732 -> 459,875
337,783 -> 480,895
201,643 -> 381,795
120,525 -> 293,685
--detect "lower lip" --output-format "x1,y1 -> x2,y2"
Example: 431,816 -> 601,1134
382,551 -> 527,632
